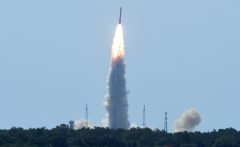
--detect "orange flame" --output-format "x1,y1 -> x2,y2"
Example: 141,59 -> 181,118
112,24 -> 125,60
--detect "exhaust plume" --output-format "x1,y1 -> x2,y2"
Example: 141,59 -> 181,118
174,108 -> 201,132
104,24 -> 130,129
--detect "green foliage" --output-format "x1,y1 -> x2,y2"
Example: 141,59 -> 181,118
0,126 -> 239,147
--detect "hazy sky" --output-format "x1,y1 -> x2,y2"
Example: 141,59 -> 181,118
0,0 -> 240,132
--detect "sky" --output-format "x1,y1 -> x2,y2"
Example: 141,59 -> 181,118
0,0 -> 240,132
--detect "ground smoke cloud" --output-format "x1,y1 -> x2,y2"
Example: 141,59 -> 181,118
74,119 -> 94,130
174,108 -> 201,132
104,24 -> 130,129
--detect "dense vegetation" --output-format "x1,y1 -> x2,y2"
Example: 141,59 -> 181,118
0,124 -> 240,147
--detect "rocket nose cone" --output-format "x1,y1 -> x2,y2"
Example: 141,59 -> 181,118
119,7 -> 122,24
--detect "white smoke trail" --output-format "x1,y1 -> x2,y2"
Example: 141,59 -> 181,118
104,24 -> 130,129
174,108 -> 201,132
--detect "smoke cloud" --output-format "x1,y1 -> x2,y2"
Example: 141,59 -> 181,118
104,24 -> 130,129
74,119 -> 94,130
174,108 -> 201,132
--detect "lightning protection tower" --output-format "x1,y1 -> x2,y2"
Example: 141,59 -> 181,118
85,104 -> 88,128
164,111 -> 168,132
142,105 -> 146,127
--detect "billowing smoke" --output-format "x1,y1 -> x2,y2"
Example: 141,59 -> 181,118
74,119 -> 94,130
174,108 -> 201,132
103,24 -> 130,129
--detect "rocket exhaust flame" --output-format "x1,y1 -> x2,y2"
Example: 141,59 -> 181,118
104,21 -> 130,129
112,24 -> 125,60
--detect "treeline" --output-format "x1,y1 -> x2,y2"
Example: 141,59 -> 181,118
0,124 -> 240,147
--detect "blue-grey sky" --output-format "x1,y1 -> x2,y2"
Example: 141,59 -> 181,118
0,0 -> 240,132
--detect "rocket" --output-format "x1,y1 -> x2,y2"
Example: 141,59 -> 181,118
119,7 -> 122,24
